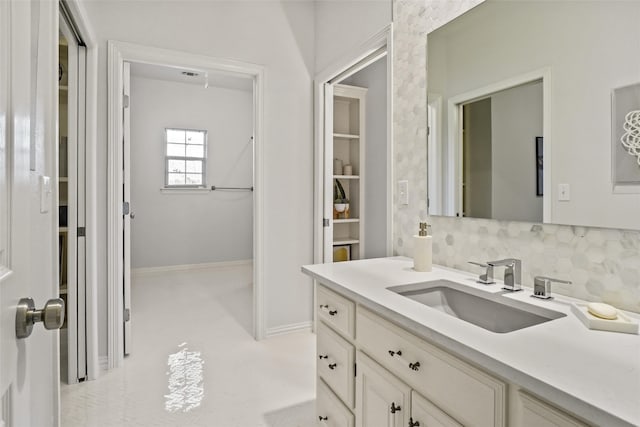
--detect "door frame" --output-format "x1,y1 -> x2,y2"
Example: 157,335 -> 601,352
313,24 -> 394,265
106,41 -> 266,368
445,68 -> 551,221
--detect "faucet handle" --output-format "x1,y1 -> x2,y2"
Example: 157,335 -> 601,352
468,261 -> 495,285
532,276 -> 572,300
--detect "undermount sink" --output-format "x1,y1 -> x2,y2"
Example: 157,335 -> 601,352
388,280 -> 566,333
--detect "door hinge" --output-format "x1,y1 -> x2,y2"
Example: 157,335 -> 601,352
123,94 -> 130,109
123,201 -> 130,215
354,363 -> 357,377
124,308 -> 131,322
77,227 -> 86,237
323,218 -> 330,227
427,125 -> 431,136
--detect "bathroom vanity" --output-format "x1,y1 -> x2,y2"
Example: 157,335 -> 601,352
302,257 -> 640,427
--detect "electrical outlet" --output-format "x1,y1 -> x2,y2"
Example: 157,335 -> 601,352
558,183 -> 571,201
398,180 -> 409,205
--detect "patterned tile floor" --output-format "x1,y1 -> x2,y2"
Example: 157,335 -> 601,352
61,265 -> 316,427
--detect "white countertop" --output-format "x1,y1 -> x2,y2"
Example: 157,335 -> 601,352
302,257 -> 640,427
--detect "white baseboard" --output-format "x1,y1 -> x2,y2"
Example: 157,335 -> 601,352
266,321 -> 313,338
99,356 -> 109,373
132,259 -> 252,277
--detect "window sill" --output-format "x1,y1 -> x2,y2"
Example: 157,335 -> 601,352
160,187 -> 211,195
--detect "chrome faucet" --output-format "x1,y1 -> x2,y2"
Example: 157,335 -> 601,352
468,261 -> 495,285
487,258 -> 522,291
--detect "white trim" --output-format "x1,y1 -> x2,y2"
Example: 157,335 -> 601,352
313,24 -> 394,265
107,41 -> 266,369
446,68 -> 552,222
159,187 -> 211,194
132,259 -> 252,277
266,321 -> 313,338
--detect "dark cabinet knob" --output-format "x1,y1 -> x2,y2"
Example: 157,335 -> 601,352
390,402 -> 401,413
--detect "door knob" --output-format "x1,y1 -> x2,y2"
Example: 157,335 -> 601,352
16,297 -> 65,339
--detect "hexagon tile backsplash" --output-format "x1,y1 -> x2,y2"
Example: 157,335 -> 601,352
430,217 -> 640,313
392,0 -> 640,313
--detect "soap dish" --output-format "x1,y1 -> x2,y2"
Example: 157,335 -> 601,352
571,303 -> 638,334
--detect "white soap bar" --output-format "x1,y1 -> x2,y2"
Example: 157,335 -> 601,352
587,302 -> 618,320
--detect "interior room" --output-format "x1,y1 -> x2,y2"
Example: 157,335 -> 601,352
1,0 -> 639,426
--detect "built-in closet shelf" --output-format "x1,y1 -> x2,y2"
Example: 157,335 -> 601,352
59,85 -> 68,91
333,237 -> 360,245
334,175 -> 360,180
334,218 -> 360,224
59,177 -> 68,182
333,133 -> 360,140
59,227 -> 68,233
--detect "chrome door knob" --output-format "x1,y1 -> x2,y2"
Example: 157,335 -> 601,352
16,297 -> 65,339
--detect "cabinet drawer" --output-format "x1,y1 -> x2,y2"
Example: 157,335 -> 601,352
356,307 -> 506,427
318,321 -> 355,408
317,378 -> 355,427
519,391 -> 590,427
317,285 -> 355,339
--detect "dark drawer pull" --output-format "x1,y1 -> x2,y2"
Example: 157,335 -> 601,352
409,417 -> 420,427
328,363 -> 337,370
319,415 -> 328,421
318,354 -> 328,360
390,402 -> 401,413
388,350 -> 402,357
409,361 -> 421,371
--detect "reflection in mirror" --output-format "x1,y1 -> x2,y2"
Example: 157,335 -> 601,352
427,0 -> 640,230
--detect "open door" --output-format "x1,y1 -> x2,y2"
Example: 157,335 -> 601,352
322,83 -> 334,262
0,0 -> 61,425
123,61 -> 133,356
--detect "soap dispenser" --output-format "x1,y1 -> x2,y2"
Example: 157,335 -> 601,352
413,222 -> 432,272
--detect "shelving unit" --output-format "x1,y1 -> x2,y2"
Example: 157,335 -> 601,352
330,84 -> 367,262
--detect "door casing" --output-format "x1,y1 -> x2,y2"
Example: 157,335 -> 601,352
106,41 -> 266,369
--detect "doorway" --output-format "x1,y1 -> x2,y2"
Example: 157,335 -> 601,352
314,26 -> 393,265
58,4 -> 97,384
125,61 -> 256,351
107,41 -> 266,369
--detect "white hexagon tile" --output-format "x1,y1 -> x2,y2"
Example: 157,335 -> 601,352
392,0 -> 640,313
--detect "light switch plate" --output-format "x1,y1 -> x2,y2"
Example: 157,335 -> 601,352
39,175 -> 51,213
558,183 -> 571,201
398,180 -> 409,205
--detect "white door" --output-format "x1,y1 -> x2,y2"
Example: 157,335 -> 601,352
0,0 -> 60,425
356,353 -> 411,427
123,61 -> 133,356
323,83 -> 334,262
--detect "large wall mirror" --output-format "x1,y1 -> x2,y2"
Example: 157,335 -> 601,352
427,0 -> 640,230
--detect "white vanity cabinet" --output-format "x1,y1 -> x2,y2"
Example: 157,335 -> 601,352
314,283 -> 600,427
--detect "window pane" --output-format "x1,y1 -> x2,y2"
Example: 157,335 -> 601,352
186,174 -> 203,185
168,159 -> 186,173
186,145 -> 204,158
168,173 -> 186,186
167,143 -> 185,157
186,160 -> 202,173
186,131 -> 204,145
166,129 -> 185,144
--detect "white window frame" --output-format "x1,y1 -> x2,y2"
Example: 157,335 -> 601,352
164,127 -> 208,188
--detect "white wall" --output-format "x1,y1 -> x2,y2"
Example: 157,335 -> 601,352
314,0 -> 391,74
84,0 -> 315,356
342,56 -> 388,258
491,81 -> 543,222
130,77 -> 253,269
427,1 -> 640,230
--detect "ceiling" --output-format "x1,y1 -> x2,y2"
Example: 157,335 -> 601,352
130,62 -> 253,92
